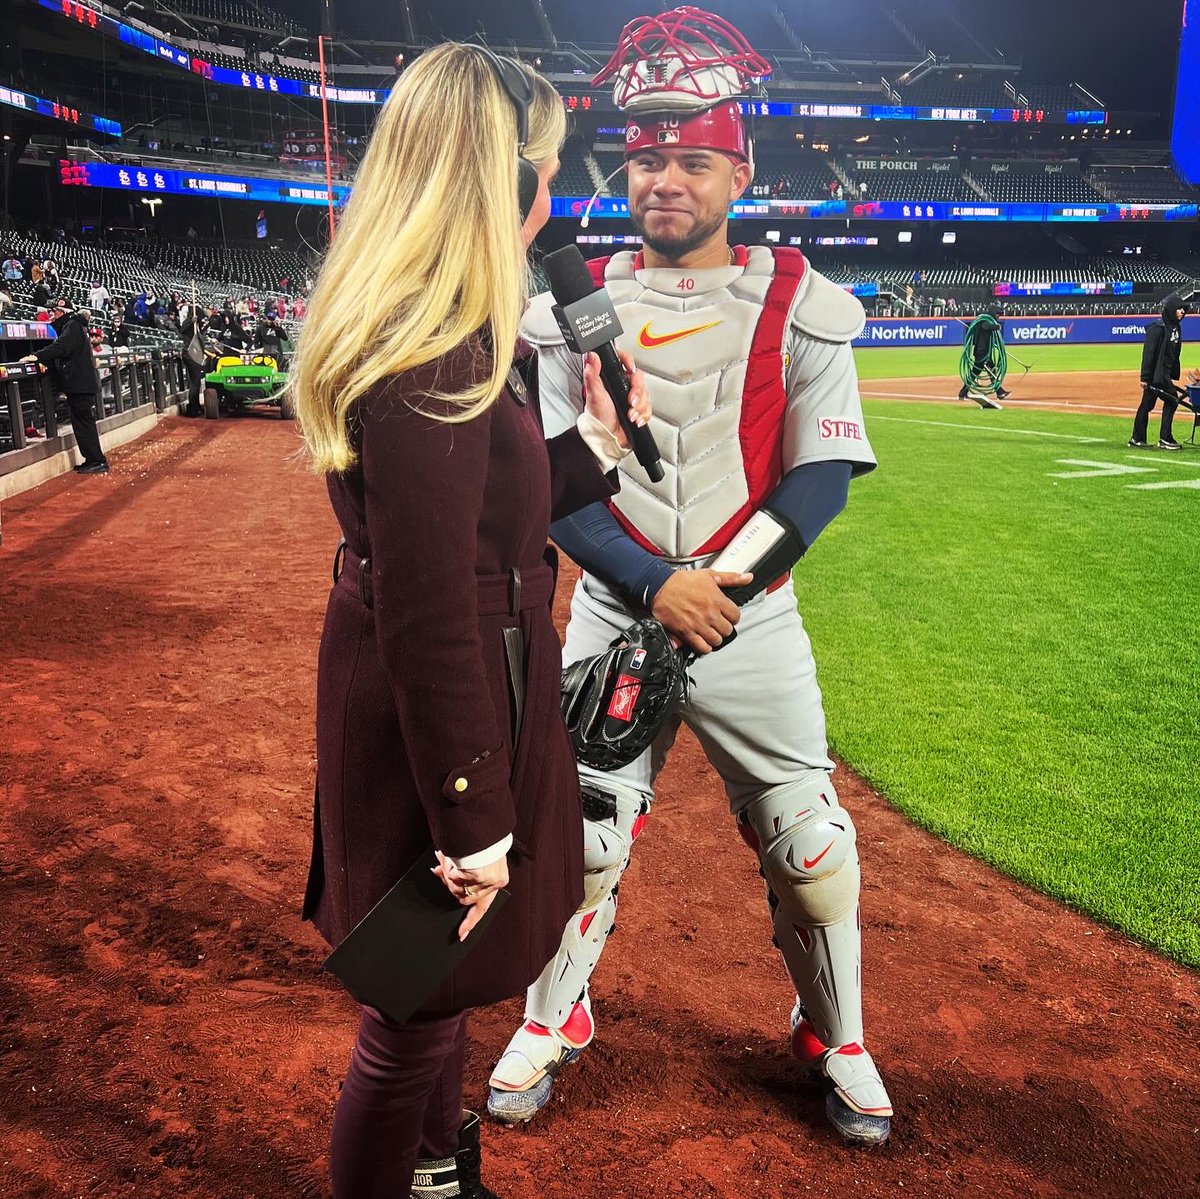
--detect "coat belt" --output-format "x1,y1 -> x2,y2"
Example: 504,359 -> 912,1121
333,539 -> 554,617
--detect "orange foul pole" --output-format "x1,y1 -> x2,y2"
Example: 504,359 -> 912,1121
317,34 -> 337,242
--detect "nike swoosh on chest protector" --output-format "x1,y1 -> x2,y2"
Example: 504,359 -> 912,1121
636,319 -> 723,349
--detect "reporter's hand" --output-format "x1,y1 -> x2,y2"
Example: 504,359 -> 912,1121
582,349 -> 650,450
650,569 -> 754,656
432,850 -> 510,941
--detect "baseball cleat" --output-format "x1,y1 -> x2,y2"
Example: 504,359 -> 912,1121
791,1006 -> 892,1147
1128,438 -> 1148,448
487,996 -> 594,1125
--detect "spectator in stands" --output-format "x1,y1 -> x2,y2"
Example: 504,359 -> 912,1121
1130,295 -> 1189,451
42,260 -> 60,291
2,254 -> 22,283
109,315 -> 130,348
88,280 -> 110,318
292,294 -> 306,319
31,275 -> 53,310
89,325 -> 106,353
19,298 -> 108,474
0,282 -> 13,317
133,292 -> 150,325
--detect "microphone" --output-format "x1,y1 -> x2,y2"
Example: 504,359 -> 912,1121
542,244 -> 664,483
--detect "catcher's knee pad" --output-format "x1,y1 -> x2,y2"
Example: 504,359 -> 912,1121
741,775 -> 864,1049
525,779 -> 650,1029
740,774 -> 860,927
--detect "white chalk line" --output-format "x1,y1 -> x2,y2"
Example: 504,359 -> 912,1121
866,414 -> 1108,443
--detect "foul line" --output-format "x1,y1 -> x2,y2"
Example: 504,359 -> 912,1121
861,389 -> 1131,416
867,414 -> 1107,443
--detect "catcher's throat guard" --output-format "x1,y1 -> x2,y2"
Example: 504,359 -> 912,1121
561,618 -> 690,771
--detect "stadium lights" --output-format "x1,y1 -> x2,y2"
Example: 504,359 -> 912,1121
898,231 -> 912,243
855,134 -> 870,143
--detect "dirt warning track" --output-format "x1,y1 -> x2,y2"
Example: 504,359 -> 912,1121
0,418 -> 1197,1198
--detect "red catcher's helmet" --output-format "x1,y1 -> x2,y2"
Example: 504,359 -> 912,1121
592,6 -> 772,115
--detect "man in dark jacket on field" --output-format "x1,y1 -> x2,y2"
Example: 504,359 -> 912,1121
19,298 -> 108,473
1130,296 -> 1188,450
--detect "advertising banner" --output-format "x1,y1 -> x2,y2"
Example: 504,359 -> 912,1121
854,315 -> 1200,347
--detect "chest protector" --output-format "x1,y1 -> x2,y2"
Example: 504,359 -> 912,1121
586,245 -> 805,560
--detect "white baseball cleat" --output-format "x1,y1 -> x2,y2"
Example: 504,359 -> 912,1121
791,1005 -> 893,1147
487,996 -> 594,1125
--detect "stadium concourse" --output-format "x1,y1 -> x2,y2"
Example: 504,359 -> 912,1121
0,416 -> 1197,1198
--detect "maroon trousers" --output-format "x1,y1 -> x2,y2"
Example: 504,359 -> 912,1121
330,1006 -> 466,1198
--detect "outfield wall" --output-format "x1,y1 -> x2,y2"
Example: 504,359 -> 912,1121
855,315 -> 1200,347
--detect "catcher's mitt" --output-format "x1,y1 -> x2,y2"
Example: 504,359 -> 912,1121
560,618 -> 691,771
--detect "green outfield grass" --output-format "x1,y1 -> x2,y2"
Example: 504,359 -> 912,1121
854,343 -> 1143,379
794,399 -> 1200,966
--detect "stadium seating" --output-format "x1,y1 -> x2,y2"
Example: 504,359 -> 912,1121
1090,166 -> 1198,204
972,167 -> 1108,204
157,0 -> 307,37
554,144 -> 597,197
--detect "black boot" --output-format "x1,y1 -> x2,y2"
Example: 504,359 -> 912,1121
411,1111 -> 501,1199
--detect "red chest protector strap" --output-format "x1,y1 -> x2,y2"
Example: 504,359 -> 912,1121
693,245 -> 806,556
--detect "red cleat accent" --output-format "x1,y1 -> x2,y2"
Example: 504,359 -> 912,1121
791,1018 -> 827,1066
560,1000 -> 593,1046
631,813 -> 648,840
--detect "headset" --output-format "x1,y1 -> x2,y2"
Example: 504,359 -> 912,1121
472,46 -> 540,223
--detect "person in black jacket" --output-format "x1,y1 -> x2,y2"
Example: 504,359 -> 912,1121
1130,296 -> 1188,450
19,298 -> 108,473
179,310 -> 206,417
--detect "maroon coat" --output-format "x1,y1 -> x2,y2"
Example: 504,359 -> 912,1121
303,344 -> 616,1011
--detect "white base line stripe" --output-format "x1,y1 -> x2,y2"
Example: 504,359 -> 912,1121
867,415 -> 1106,443
860,389 -> 1132,415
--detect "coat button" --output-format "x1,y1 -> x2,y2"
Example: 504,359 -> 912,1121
454,777 -> 469,793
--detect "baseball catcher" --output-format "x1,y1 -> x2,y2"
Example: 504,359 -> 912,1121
488,6 -> 893,1147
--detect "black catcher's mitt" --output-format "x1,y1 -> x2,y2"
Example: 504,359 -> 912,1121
560,618 -> 691,771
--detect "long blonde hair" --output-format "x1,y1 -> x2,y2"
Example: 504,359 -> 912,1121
291,43 -> 566,473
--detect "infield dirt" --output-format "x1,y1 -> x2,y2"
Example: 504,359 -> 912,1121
0,417 -> 1197,1199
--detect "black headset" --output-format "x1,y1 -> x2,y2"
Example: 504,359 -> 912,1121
473,46 -> 540,223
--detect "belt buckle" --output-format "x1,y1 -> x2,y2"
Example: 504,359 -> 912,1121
332,538 -> 347,583
358,554 -> 371,606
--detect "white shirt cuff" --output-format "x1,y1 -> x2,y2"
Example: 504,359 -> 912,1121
447,834 -> 513,871
576,410 -> 631,474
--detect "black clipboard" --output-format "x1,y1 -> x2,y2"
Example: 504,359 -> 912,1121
323,846 -> 509,1023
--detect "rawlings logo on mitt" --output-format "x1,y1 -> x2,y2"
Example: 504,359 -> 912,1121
560,618 -> 691,771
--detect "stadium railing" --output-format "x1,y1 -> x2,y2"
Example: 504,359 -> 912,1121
0,349 -> 189,465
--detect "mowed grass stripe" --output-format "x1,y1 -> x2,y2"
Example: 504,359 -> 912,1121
794,399 -> 1200,965
854,342 -> 1145,379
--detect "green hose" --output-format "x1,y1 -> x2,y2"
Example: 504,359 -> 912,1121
959,314 -> 1008,395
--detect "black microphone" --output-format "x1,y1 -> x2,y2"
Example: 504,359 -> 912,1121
542,244 -> 664,483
